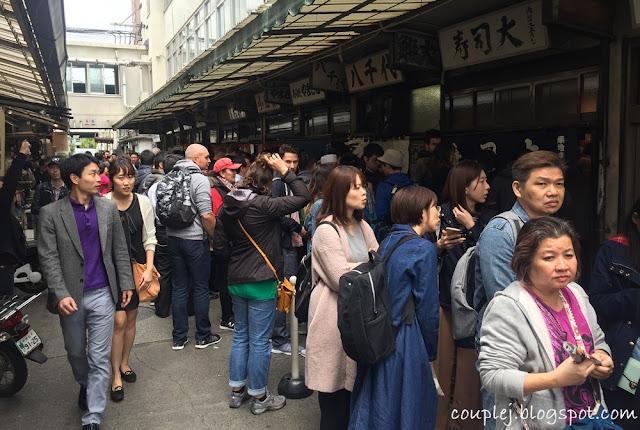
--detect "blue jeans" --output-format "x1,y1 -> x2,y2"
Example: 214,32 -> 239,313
169,237 -> 211,342
229,295 -> 276,396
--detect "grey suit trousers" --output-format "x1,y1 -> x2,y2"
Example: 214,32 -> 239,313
59,287 -> 115,426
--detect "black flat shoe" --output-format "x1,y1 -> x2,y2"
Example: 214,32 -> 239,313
110,385 -> 124,402
82,424 -> 100,430
121,369 -> 137,383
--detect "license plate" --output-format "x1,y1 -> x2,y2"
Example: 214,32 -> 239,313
16,330 -> 41,356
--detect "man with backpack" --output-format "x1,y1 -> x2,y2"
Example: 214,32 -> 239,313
156,144 -> 220,350
374,149 -> 414,223
473,150 -> 566,429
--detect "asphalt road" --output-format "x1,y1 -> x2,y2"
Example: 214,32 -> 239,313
0,292 -> 320,429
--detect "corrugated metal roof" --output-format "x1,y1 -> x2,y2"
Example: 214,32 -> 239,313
0,0 -> 58,107
114,0 -> 438,129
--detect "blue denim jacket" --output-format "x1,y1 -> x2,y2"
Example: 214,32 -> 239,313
474,201 -> 529,330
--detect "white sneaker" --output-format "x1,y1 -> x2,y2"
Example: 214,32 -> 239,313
250,390 -> 286,415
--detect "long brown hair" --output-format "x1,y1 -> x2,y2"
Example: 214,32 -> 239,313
240,153 -> 273,195
316,166 -> 366,226
442,160 -> 484,213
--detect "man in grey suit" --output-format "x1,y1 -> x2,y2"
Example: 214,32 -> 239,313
38,154 -> 134,430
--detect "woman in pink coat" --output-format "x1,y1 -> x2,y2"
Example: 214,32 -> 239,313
305,166 -> 378,430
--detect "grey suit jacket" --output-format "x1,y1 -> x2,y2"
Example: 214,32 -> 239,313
38,196 -> 134,309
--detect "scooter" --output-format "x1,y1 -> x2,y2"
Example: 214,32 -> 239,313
0,293 -> 47,397
13,263 -> 46,295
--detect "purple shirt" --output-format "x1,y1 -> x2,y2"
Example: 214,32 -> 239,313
528,288 -> 596,421
69,197 -> 110,292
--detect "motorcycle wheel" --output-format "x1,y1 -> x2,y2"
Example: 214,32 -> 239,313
15,281 -> 47,295
0,342 -> 28,397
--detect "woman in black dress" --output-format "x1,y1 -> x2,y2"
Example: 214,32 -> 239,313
105,158 -> 157,401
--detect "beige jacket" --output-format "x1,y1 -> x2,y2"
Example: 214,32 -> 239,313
104,192 -> 157,252
305,215 -> 378,393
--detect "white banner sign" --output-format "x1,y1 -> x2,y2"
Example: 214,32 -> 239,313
254,92 -> 280,114
439,0 -> 548,70
289,78 -> 325,106
345,50 -> 403,93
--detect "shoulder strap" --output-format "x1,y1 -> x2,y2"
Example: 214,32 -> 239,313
236,219 -> 281,283
317,220 -> 339,235
495,211 -> 524,241
382,234 -> 421,263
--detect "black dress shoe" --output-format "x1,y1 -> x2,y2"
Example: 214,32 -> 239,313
82,424 -> 100,429
78,386 -> 88,411
121,369 -> 137,383
110,385 -> 124,402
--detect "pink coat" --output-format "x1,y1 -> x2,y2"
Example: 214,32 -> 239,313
305,215 -> 378,393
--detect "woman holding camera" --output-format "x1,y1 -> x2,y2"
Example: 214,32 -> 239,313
478,217 -> 614,429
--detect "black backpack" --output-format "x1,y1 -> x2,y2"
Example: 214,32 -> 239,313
337,234 -> 420,365
294,221 -> 338,323
155,165 -> 200,229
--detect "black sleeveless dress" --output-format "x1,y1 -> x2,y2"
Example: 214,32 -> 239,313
116,194 -> 145,311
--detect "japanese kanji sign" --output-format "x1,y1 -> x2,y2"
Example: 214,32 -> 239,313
264,87 -> 292,105
345,50 -> 404,93
254,92 -> 281,114
227,104 -> 246,121
311,61 -> 347,92
289,78 -> 325,106
439,0 -> 548,70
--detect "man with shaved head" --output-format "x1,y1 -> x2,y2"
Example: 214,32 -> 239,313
165,143 -> 221,350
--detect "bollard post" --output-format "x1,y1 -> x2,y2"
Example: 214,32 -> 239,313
278,275 -> 313,399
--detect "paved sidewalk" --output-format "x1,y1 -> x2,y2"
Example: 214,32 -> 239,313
0,293 -> 320,429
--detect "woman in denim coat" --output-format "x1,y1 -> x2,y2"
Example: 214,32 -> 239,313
590,197 -> 640,427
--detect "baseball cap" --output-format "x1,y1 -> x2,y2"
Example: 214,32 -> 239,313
48,156 -> 62,166
377,149 -> 404,168
213,157 -> 242,174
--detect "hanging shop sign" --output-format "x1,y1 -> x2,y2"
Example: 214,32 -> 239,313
390,33 -> 441,71
345,50 -> 404,93
254,92 -> 281,114
439,0 -> 548,70
227,104 -> 246,121
264,86 -> 293,105
289,78 -> 326,106
310,61 -> 347,92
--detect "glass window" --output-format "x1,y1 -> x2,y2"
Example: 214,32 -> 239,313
495,86 -> 531,126
207,17 -> 216,46
581,72 -> 599,113
89,65 -> 104,93
332,106 -> 350,133
71,65 -> 86,93
188,36 -> 195,61
104,66 -> 117,94
306,109 -> 329,135
535,78 -> 578,122
65,63 -> 72,92
476,90 -> 494,128
217,4 -> 225,39
196,26 -> 205,54
451,93 -> 474,130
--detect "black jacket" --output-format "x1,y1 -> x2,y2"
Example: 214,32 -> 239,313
590,236 -> 640,390
31,181 -> 69,215
272,172 -> 303,249
213,170 -> 310,285
0,153 -> 28,265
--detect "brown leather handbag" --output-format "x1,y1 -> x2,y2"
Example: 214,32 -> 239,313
131,259 -> 160,302
237,220 -> 295,313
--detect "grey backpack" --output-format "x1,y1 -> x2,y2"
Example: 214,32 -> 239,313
450,211 -> 524,341
155,165 -> 200,229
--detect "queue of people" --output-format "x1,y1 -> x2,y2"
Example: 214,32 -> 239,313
0,136 -> 638,430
